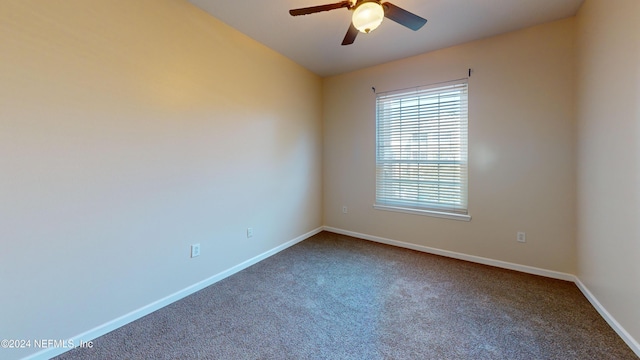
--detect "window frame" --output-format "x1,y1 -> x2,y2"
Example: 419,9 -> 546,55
374,79 -> 471,221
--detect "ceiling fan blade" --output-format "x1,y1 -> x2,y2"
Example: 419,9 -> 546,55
382,2 -> 427,31
289,1 -> 351,16
341,23 -> 359,45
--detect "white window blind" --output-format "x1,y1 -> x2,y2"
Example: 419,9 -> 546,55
376,79 -> 468,215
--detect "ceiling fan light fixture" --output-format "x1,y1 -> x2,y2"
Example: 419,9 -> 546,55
352,2 -> 384,33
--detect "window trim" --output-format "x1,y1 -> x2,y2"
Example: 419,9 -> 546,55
373,204 -> 471,222
375,78 -> 470,220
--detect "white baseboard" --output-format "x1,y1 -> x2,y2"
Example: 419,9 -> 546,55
22,226 -> 640,359
23,227 -> 323,360
323,226 -> 574,281
574,278 -> 640,357
323,226 -> 640,357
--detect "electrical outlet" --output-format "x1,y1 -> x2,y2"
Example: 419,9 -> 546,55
191,243 -> 201,258
517,232 -> 526,243
247,227 -> 253,238
342,206 -> 348,214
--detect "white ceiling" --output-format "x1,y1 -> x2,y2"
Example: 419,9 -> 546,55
188,0 -> 584,77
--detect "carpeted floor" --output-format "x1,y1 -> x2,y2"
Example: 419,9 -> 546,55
55,231 -> 637,359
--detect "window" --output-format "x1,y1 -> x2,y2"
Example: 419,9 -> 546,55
375,79 -> 470,221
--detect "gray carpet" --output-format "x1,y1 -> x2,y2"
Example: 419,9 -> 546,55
55,231 -> 637,359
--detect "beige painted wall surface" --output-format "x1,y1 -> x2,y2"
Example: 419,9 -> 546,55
323,18 -> 576,273
576,0 -> 640,345
0,1 -> 322,359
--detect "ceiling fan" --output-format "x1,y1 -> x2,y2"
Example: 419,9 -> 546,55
289,0 -> 427,45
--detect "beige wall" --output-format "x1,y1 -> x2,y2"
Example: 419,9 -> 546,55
323,18 -> 576,273
0,1 -> 322,359
576,0 -> 640,345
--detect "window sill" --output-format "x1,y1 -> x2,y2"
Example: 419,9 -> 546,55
373,204 -> 471,222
